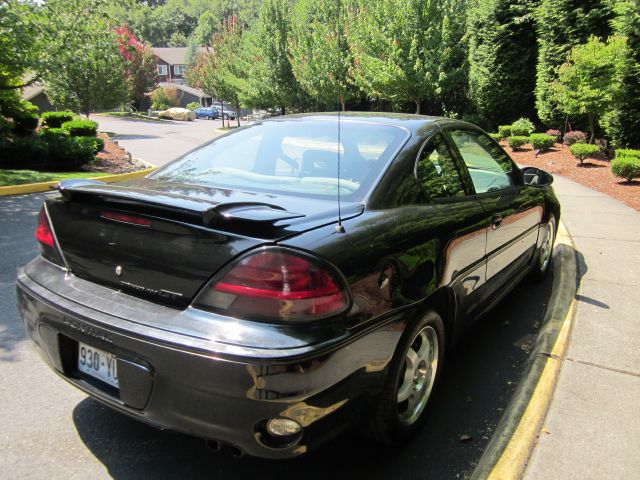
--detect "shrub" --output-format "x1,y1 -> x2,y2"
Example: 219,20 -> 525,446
563,130 -> 588,146
39,128 -> 69,140
42,111 -> 75,128
47,135 -> 96,169
92,137 -> 105,153
507,136 -> 529,150
569,143 -> 600,164
546,129 -> 561,140
150,87 -> 179,110
186,102 -> 201,111
12,111 -> 39,134
615,149 -> 640,159
611,156 -> 640,182
511,118 -> 535,136
529,133 -> 556,152
61,120 -> 98,137
489,133 -> 502,142
0,137 -> 48,169
498,125 -> 512,138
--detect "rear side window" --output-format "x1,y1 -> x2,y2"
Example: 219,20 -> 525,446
448,129 -> 514,194
416,133 -> 466,199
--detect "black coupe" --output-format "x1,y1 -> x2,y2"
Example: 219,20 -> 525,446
17,113 -> 559,458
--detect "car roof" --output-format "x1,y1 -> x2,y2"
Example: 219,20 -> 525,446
260,112 -> 460,135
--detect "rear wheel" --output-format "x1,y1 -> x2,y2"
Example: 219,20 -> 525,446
371,310 -> 445,444
531,215 -> 556,280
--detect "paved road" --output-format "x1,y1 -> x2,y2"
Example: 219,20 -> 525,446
0,191 -> 553,479
93,115 -> 226,167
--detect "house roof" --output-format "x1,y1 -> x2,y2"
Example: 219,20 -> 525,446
158,82 -> 211,99
22,84 -> 46,101
152,47 -> 189,66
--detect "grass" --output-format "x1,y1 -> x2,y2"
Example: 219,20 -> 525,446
0,169 -> 111,187
95,112 -> 170,123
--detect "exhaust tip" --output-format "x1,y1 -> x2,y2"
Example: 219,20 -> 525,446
205,439 -> 223,453
228,445 -> 245,458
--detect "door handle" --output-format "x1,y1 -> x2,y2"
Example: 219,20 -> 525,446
491,215 -> 503,229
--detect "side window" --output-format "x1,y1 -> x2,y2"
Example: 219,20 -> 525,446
448,129 -> 514,194
416,133 -> 466,199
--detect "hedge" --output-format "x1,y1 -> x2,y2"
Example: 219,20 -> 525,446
498,125 -> 512,138
511,118 -> 535,136
529,133 -> 556,152
563,130 -> 588,146
611,155 -> 640,182
61,120 -> 98,137
569,143 -> 600,164
489,133 -> 502,141
42,111 -> 75,128
507,136 -> 529,150
0,135 -> 96,170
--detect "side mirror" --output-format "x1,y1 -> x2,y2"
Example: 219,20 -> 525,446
521,167 -> 553,187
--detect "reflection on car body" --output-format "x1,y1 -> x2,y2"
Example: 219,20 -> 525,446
17,113 -> 559,459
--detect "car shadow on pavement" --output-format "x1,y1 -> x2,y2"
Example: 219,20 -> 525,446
72,269 -> 555,480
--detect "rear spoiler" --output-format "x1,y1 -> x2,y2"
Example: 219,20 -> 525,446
55,179 -> 306,226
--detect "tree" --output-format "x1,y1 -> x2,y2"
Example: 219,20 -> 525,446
603,0 -> 640,147
535,0 -> 614,128
244,0 -> 311,114
115,25 -> 157,111
187,17 -> 244,126
467,0 -> 539,130
554,35 -> 626,143
437,0 -> 470,117
42,0 -> 128,118
289,0 -> 355,111
348,0 -> 440,114
0,0 -> 46,91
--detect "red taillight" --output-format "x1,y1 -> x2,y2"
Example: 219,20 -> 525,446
36,208 -> 55,248
196,249 -> 349,321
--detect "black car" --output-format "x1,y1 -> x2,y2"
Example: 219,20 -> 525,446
17,113 -> 559,459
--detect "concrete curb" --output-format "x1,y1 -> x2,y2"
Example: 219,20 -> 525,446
471,222 -> 578,479
0,160 -> 156,197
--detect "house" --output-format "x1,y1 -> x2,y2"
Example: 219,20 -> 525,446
152,47 -> 191,84
157,82 -> 213,109
21,83 -> 54,113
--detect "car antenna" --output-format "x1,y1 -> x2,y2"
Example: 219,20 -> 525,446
335,0 -> 345,234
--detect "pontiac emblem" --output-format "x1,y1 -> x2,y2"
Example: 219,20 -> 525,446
115,265 -> 123,276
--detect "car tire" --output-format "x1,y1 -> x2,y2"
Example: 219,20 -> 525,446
531,215 -> 556,280
371,310 -> 445,445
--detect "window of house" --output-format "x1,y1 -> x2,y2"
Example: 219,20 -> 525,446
157,64 -> 168,76
174,65 -> 185,75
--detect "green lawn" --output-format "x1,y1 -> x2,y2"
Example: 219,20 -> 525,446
0,170 -> 111,187
95,112 -> 170,122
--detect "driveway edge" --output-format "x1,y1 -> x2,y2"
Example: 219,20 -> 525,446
0,160 -> 156,197
471,222 -> 578,479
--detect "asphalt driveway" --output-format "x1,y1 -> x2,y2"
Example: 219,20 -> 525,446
0,191 -> 552,479
94,115 -> 226,167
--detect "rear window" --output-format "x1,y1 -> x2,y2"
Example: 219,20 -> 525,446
151,120 -> 408,201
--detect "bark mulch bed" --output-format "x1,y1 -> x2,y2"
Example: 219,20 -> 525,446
83,133 -> 149,174
504,141 -> 640,212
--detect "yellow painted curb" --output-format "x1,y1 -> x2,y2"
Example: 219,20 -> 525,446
0,167 -> 156,197
487,223 -> 577,480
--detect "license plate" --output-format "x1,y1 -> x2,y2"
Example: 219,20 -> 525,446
77,342 -> 119,389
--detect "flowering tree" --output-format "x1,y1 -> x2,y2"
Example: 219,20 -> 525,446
115,25 -> 157,111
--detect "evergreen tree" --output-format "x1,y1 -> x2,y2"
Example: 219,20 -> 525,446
535,0 -> 614,129
437,0 -> 469,117
603,0 -> 640,147
467,0 -> 539,130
